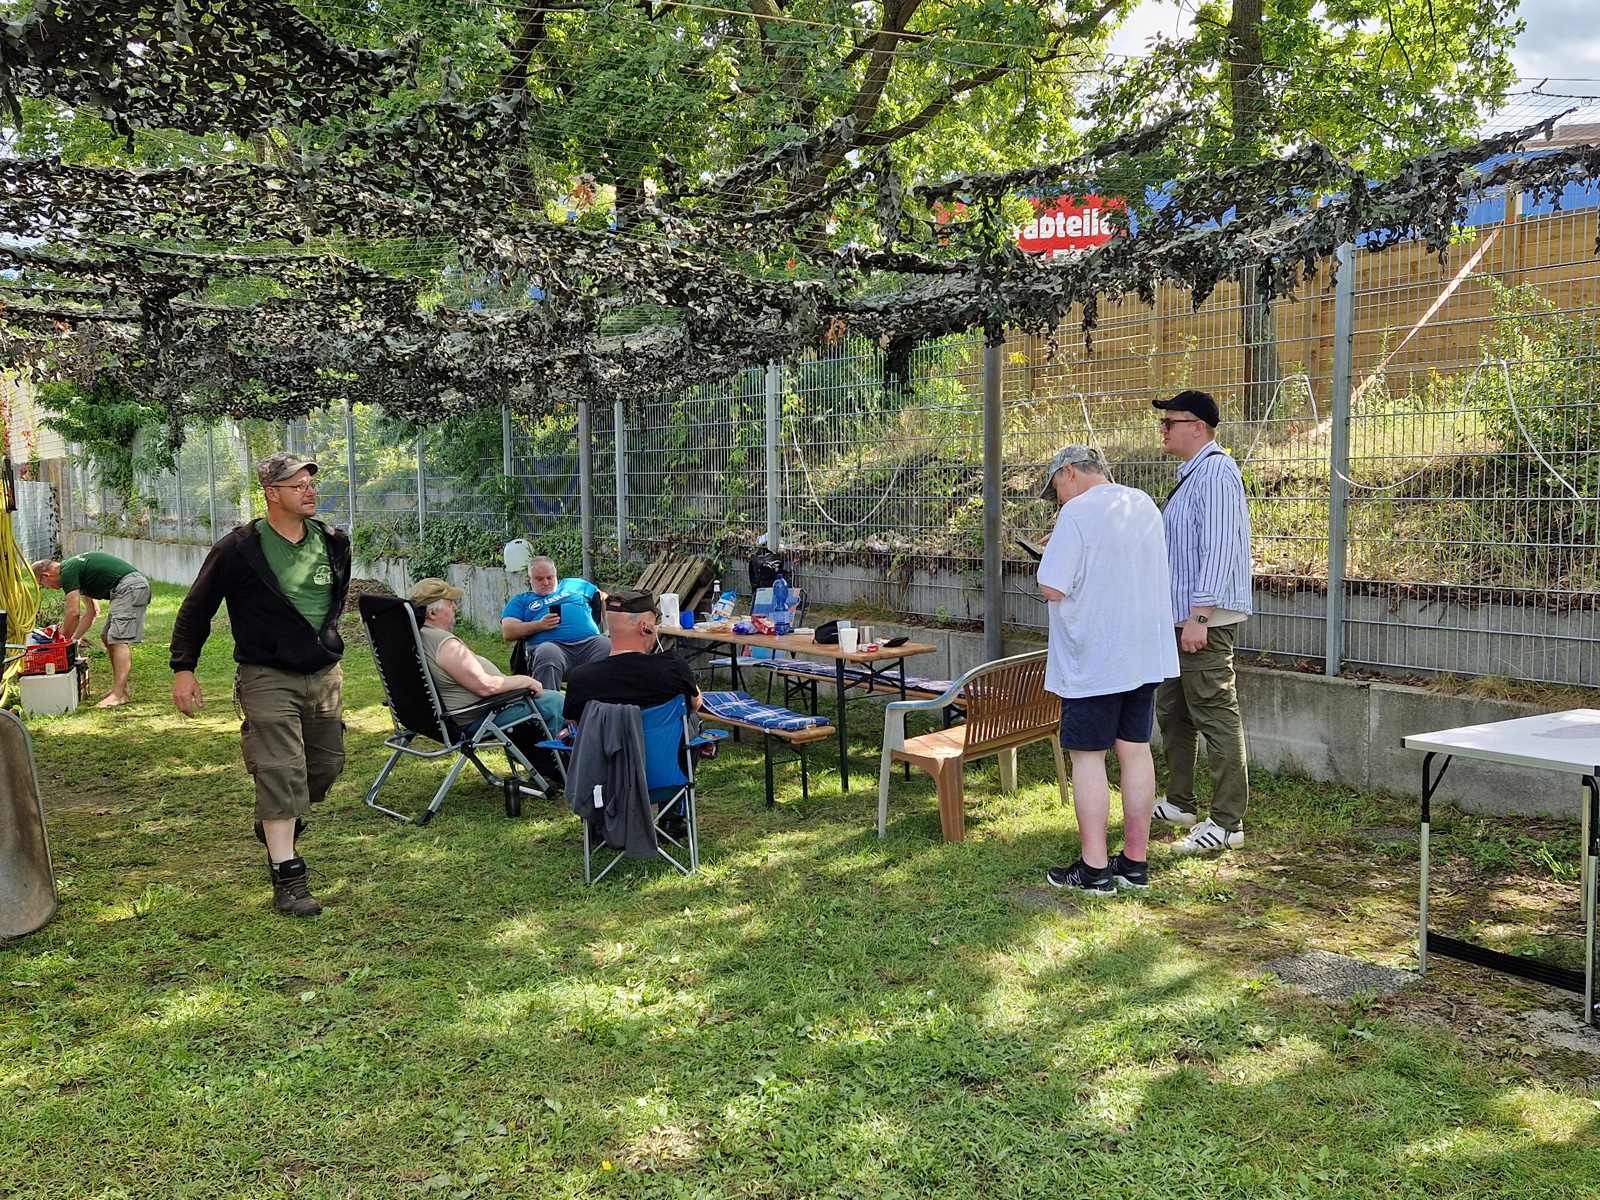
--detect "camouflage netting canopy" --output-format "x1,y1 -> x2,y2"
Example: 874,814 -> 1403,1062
2,2 -> 1599,424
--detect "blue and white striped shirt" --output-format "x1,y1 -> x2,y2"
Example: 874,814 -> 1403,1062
1163,441 -> 1254,623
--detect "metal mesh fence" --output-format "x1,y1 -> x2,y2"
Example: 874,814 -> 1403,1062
56,195 -> 1600,686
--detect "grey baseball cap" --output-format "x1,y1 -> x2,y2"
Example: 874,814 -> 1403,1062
257,451 -> 319,488
1039,445 -> 1110,498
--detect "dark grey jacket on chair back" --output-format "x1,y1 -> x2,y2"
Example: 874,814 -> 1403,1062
566,702 -> 657,859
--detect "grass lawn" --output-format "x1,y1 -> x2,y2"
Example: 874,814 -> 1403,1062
5,582 -> 1600,1198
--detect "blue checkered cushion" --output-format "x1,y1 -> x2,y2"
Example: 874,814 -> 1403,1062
700,691 -> 831,733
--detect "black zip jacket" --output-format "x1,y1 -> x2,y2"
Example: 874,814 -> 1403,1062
170,519 -> 352,675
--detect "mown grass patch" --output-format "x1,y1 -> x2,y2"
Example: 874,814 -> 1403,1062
4,583 -> 1599,1198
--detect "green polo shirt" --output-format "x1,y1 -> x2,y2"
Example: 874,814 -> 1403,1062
57,552 -> 137,600
255,519 -> 333,630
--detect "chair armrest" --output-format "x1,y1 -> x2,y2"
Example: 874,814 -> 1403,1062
447,688 -> 535,725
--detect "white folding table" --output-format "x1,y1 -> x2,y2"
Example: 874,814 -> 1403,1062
1405,709 -> 1600,1024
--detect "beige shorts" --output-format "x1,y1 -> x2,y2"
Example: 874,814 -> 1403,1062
104,573 -> 151,644
237,663 -> 345,822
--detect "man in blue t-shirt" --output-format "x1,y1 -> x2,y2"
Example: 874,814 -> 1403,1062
500,555 -> 611,690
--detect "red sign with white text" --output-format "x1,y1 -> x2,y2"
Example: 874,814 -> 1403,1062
1017,196 -> 1119,258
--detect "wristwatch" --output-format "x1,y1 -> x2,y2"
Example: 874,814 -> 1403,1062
1190,614 -> 1208,625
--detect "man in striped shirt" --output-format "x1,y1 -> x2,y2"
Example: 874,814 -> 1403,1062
1151,390 -> 1254,852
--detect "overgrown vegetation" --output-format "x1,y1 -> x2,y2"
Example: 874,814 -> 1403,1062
40,377 -> 176,514
5,587 -> 1600,1197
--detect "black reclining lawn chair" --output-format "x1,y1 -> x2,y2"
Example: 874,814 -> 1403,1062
359,594 -> 557,826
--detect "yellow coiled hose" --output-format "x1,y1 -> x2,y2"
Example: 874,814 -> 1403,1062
0,494 -> 42,695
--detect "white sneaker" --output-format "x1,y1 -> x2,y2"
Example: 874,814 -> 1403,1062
1151,798 -> 1199,826
1174,818 -> 1243,853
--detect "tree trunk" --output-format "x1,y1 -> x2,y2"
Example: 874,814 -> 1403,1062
1230,0 -> 1276,422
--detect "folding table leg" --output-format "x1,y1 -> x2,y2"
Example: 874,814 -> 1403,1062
836,661 -> 850,792
1418,751 -> 1452,976
1585,775 -> 1598,1025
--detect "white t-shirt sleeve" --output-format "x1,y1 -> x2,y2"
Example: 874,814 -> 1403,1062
1036,511 -> 1084,597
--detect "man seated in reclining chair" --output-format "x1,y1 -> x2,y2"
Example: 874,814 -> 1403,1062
500,555 -> 610,692
563,588 -> 704,838
410,578 -> 565,772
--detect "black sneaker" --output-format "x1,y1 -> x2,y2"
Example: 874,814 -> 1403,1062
1111,852 -> 1150,891
1045,859 -> 1115,896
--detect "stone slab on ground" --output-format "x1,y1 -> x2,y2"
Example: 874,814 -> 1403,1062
1265,948 -> 1417,1000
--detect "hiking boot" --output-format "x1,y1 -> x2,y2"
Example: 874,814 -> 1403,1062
269,857 -> 323,917
1173,818 -> 1244,854
1151,798 -> 1199,826
254,817 -> 305,846
1111,852 -> 1150,891
659,814 -> 689,842
1045,859 -> 1115,896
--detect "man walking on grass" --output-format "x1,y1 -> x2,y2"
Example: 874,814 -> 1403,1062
170,452 -> 351,917
1150,389 -> 1255,853
32,552 -> 151,707
1036,445 -> 1178,896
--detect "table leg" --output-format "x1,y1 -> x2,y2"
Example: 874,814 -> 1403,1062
836,659 -> 849,792
1418,752 -> 1452,977
1585,774 -> 1598,1025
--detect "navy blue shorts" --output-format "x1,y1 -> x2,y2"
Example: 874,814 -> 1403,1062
1058,682 -> 1159,752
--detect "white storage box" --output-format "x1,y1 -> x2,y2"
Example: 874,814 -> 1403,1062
20,672 -> 79,717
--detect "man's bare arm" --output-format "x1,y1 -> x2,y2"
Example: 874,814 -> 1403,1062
61,592 -> 99,641
501,614 -> 560,641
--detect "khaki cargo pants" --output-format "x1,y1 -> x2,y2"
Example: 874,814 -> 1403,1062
237,663 -> 345,822
1154,624 -> 1250,832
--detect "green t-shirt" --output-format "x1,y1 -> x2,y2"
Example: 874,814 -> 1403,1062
57,552 -> 137,600
255,519 -> 333,630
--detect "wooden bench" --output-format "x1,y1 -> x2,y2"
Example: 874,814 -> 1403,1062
876,650 -> 1068,842
699,711 -> 835,809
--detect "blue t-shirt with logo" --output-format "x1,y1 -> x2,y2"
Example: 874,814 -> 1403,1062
502,578 -> 602,644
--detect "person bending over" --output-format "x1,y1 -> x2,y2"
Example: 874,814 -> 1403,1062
499,555 -> 610,691
33,552 -> 152,707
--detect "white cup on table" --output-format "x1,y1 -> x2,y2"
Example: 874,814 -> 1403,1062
839,627 -> 860,654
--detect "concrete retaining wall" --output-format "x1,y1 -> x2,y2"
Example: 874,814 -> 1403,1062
68,533 -> 1594,817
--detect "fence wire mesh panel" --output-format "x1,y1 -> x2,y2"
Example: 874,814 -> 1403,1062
47,197 -> 1600,687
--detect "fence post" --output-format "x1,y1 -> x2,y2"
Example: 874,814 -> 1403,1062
983,336 -> 1004,663
765,362 -> 782,552
345,401 -> 357,534
501,405 -> 514,536
415,434 -> 426,542
173,451 -> 184,541
238,424 -> 253,521
613,398 -> 628,565
577,399 -> 594,579
1326,242 -> 1355,677
205,425 -> 218,541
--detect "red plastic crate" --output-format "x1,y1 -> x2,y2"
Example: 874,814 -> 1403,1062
23,642 -> 71,676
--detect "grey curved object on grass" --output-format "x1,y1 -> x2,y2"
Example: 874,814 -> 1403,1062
0,707 -> 55,937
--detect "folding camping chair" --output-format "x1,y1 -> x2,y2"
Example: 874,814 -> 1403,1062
544,695 -> 724,884
0,708 -> 56,938
359,594 -> 557,826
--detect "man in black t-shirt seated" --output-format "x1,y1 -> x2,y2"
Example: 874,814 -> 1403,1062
562,588 -> 701,727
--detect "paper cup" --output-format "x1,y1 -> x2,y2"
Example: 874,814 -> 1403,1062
839,628 -> 859,654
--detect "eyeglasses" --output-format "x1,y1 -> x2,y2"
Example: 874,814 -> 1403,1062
1157,418 -> 1204,432
267,479 -> 317,492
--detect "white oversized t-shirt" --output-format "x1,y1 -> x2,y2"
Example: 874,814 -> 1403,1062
1036,482 -> 1180,699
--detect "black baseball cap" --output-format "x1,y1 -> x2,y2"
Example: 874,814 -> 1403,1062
604,588 -> 657,614
1153,389 -> 1221,427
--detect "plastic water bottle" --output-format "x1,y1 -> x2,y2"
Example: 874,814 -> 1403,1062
771,574 -> 791,635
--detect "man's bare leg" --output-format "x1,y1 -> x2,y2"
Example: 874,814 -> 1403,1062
1067,749 -> 1112,869
1113,738 -> 1157,861
97,639 -> 132,707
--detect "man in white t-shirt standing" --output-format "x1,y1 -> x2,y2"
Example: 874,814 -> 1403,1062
1035,445 -> 1179,896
